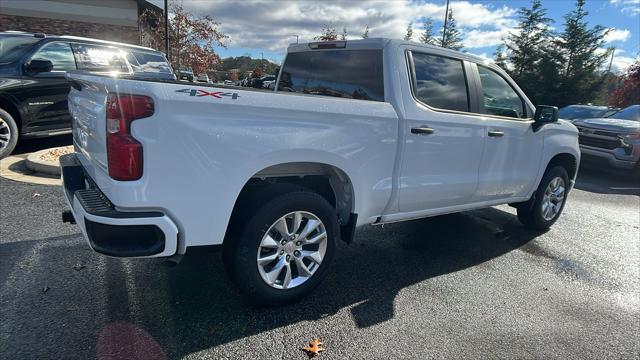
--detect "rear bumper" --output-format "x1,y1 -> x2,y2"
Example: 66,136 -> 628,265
60,153 -> 178,257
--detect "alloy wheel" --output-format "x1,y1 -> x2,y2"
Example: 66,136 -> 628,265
257,211 -> 328,290
0,118 -> 11,152
541,176 -> 566,221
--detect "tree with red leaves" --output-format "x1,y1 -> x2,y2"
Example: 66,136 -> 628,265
314,26 -> 338,41
139,2 -> 228,76
609,61 -> 640,108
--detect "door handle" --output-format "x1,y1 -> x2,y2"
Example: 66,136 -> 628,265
488,130 -> 505,138
411,126 -> 434,135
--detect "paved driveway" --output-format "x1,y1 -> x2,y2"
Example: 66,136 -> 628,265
1,151 -> 638,359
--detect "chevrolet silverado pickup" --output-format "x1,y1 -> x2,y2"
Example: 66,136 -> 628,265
572,105 -> 640,177
61,38 -> 580,304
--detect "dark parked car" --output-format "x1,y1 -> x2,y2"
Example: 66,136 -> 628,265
558,104 -> 619,122
0,31 -> 175,158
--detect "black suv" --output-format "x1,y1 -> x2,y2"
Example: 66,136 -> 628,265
0,32 -> 176,158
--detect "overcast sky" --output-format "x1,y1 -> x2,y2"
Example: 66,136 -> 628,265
149,0 -> 640,72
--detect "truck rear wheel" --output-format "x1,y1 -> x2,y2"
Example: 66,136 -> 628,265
0,109 -> 18,159
224,190 -> 338,305
517,166 -> 569,230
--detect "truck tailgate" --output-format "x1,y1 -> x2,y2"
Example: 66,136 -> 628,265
67,73 -> 110,176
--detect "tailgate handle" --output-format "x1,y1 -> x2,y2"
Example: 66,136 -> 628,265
488,130 -> 505,138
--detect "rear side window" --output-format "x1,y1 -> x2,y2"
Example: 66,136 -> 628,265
477,65 -> 525,118
125,51 -> 173,74
31,42 -> 76,71
411,52 -> 469,112
71,44 -> 129,73
277,50 -> 384,102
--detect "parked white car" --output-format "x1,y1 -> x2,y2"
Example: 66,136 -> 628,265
62,38 -> 580,304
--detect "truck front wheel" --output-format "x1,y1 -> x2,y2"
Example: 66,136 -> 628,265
517,166 -> 569,230
224,190 -> 338,305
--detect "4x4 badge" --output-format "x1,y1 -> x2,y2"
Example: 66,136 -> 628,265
176,88 -> 240,99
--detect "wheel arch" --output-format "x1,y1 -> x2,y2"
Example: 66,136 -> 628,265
0,95 -> 22,132
227,161 -> 357,243
546,152 -> 578,180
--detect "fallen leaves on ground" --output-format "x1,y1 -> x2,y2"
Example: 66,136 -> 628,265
302,339 -> 325,358
39,146 -> 74,163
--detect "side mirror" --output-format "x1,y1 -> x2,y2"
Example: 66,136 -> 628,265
533,105 -> 558,131
25,59 -> 53,74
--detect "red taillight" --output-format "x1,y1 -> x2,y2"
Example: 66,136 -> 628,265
106,94 -> 154,181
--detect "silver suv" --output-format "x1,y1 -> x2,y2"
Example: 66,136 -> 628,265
573,105 -> 640,176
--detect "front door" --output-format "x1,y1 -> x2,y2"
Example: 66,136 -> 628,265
22,41 -> 76,132
472,64 -> 542,200
398,51 -> 485,212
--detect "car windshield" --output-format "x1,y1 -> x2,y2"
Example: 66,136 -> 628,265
608,105 -> 640,121
558,106 -> 616,120
0,35 -> 40,64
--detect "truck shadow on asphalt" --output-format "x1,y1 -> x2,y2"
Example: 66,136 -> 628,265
0,206 -> 547,359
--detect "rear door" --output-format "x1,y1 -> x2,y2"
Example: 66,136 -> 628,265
470,63 -> 542,200
22,41 -> 77,132
398,51 -> 485,212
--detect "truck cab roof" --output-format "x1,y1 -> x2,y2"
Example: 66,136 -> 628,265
288,37 -> 488,64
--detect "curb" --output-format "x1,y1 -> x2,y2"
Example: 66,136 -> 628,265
25,148 -> 63,176
0,155 -> 62,186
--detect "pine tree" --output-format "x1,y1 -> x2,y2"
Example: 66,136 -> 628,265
404,23 -> 413,41
493,44 -> 508,69
439,9 -> 464,50
362,25 -> 370,39
419,18 -> 437,45
340,26 -> 347,40
505,0 -> 553,78
555,0 -> 611,105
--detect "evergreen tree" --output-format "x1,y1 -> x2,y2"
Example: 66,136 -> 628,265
404,23 -> 414,41
505,0 -> 553,78
340,26 -> 347,40
419,18 -> 437,45
362,25 -> 370,39
439,9 -> 464,50
502,0 -> 554,104
493,44 -> 508,69
555,0 -> 611,105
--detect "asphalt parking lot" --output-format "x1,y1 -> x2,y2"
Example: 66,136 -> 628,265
1,139 -> 639,359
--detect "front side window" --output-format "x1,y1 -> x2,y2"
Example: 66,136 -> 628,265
477,65 -> 525,118
277,50 -> 384,102
411,52 -> 469,112
31,42 -> 76,71
71,44 -> 129,73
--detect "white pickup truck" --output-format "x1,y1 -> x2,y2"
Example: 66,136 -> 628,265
61,38 -> 580,304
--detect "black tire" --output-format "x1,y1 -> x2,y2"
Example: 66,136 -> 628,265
0,108 -> 19,159
517,166 -> 570,230
223,189 -> 338,305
